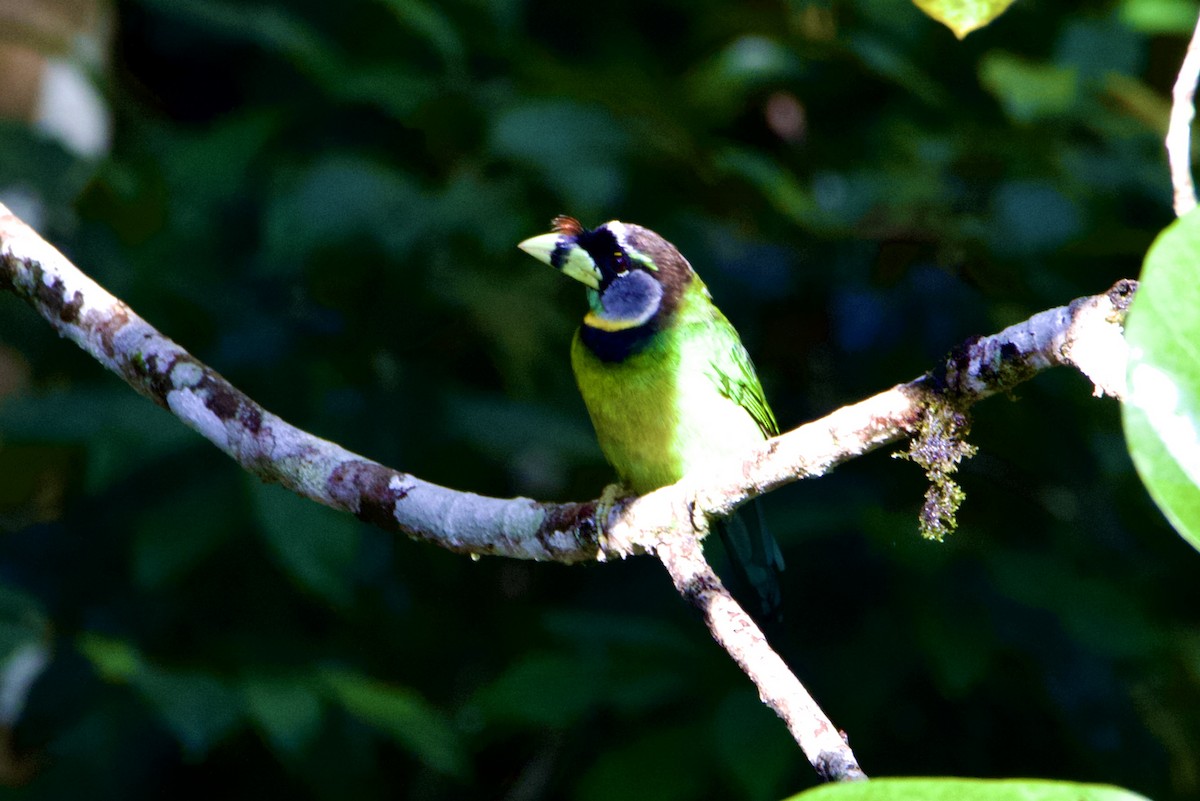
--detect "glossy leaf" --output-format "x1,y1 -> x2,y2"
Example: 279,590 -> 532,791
1123,210 -> 1200,550
790,777 -> 1151,800
912,0 -> 1017,38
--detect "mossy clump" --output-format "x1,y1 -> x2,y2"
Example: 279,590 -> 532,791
895,398 -> 978,542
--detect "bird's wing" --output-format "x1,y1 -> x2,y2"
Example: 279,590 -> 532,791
709,339 -> 779,439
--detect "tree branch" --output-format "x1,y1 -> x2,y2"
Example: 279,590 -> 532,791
657,534 -> 867,781
1168,11 -> 1200,216
0,202 -> 1136,783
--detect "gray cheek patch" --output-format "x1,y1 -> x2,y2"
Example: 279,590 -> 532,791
600,270 -> 664,322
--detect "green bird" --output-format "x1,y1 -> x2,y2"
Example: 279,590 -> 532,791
518,216 -> 785,615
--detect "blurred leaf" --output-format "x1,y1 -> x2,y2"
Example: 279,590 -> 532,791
540,610 -> 696,653
1119,0 -> 1200,34
1123,211 -> 1200,549
334,67 -> 438,121
0,122 -> 89,212
489,100 -> 629,215
133,480 -> 238,588
911,0 -> 1016,38
0,388 -> 198,493
250,479 -> 361,608
1102,74 -> 1171,133
157,112 -> 280,208
472,651 -> 601,727
260,155 -> 428,272
712,690 -> 794,801
375,0 -> 465,73
323,667 -> 466,776
242,674 -> 325,756
446,394 -> 599,462
0,584 -> 46,661
715,148 -> 820,228
687,35 -> 805,118
133,0 -> 332,71
989,181 -> 1082,257
79,634 -> 241,756
790,777 -> 1152,800
575,726 -> 709,801
78,633 -> 143,682
979,52 -> 1078,123
847,33 -> 946,104
137,668 -> 242,757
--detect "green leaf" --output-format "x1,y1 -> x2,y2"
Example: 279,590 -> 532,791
0,388 -> 197,493
375,0 -> 465,73
78,634 -> 242,757
250,480 -> 362,608
489,100 -> 630,214
242,675 -> 324,757
1123,210 -> 1200,550
78,633 -> 143,683
471,652 -> 601,728
911,0 -> 1017,38
133,481 -> 237,589
137,668 -> 242,757
260,156 -> 428,272
789,777 -> 1152,800
979,52 -> 1078,124
0,583 -> 47,662
575,726 -> 709,801
323,668 -> 466,776
712,691 -> 794,801
714,148 -> 819,228
1119,0 -> 1200,34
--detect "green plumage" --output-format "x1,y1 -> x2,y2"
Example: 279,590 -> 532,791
519,217 -> 784,615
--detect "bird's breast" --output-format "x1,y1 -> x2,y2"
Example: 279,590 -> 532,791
570,323 -> 765,495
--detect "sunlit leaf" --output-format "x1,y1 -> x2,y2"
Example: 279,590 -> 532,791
912,0 -> 1017,38
789,777 -> 1151,800
1123,210 -> 1200,550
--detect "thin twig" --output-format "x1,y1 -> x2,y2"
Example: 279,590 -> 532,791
657,535 -> 866,781
1167,12 -> 1200,216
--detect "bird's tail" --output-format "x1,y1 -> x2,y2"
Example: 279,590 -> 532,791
715,500 -> 785,619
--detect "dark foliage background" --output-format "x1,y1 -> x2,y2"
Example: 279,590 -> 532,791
0,0 -> 1197,799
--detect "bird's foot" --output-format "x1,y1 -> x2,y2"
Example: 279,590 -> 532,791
594,482 -> 630,538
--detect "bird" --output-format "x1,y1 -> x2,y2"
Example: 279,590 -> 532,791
518,216 -> 785,616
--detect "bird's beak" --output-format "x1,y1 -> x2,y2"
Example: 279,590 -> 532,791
518,233 -> 602,290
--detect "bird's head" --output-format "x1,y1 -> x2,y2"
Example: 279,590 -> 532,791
518,216 -> 694,331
